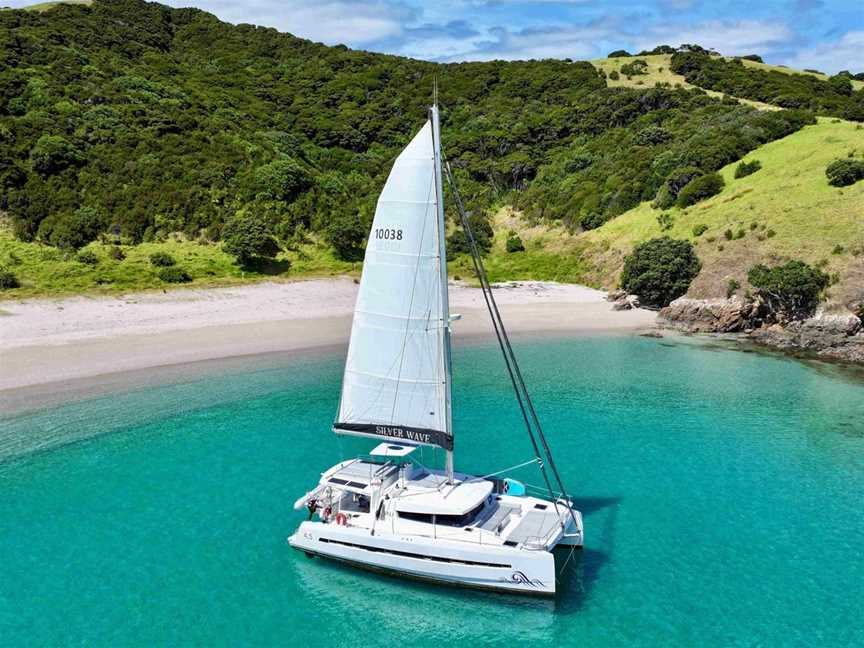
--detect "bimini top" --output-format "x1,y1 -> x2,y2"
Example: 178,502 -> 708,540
394,477 -> 493,516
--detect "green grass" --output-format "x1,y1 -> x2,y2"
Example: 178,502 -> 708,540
582,118 -> 864,305
590,55 -> 779,111
447,207 -> 589,284
0,228 -> 356,299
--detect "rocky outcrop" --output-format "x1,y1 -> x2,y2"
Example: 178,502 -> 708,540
658,296 -> 765,333
607,289 -> 641,311
749,311 -> 864,363
658,297 -> 864,364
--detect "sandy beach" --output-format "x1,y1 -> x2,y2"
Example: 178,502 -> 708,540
0,279 -> 655,394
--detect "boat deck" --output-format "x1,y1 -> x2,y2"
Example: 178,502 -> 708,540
504,508 -> 564,546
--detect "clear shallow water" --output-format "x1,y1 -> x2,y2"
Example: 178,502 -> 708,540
1,336 -> 863,647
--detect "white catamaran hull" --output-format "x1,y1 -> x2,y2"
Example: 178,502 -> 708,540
288,523 -> 559,596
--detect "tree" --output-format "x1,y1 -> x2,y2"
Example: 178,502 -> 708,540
447,212 -> 494,255
325,211 -> 366,261
621,237 -> 702,307
747,261 -> 829,320
652,166 -> 703,209
825,159 -> 864,187
608,50 -> 632,58
45,207 -> 102,249
676,172 -> 724,207
29,135 -> 83,177
828,74 -> 853,96
222,209 -> 280,264
253,158 -> 312,202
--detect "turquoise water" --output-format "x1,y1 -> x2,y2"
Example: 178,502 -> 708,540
1,336 -> 863,647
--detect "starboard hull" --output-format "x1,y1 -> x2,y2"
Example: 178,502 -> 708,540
288,522 -> 559,596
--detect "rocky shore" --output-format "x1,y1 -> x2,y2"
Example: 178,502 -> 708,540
657,296 -> 864,364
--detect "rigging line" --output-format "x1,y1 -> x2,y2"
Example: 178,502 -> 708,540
465,458 -> 539,482
389,172 -> 436,424
441,160 -> 559,512
444,158 -> 579,532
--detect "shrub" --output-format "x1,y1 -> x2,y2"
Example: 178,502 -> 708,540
76,250 -> 99,265
222,209 -> 280,264
832,245 -> 845,255
505,231 -> 525,253
158,266 -> 192,283
656,212 -> 674,231
766,229 -> 776,238
747,260 -> 829,320
676,172 -> 724,207
149,251 -> 176,267
825,158 -> 864,187
608,70 -> 620,81
726,278 -> 740,298
620,237 -> 702,308
108,246 -> 126,261
735,160 -> 762,178
620,59 -> 648,76
692,224 -> 708,237
579,212 -> 607,231
0,269 -> 20,289
724,229 -> 733,240
653,166 -> 704,209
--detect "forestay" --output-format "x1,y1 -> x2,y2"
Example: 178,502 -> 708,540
334,120 -> 452,451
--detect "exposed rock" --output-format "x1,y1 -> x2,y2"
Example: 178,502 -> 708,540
659,298 -> 864,364
606,289 -> 627,302
611,294 -> 640,311
658,296 -> 764,333
749,310 -> 864,361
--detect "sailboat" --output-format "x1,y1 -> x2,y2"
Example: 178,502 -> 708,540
288,103 -> 583,596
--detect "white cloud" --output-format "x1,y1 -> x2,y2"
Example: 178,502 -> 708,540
781,30 -> 864,74
161,0 -> 413,46
636,20 -> 794,56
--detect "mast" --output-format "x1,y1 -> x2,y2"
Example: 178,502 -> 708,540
430,103 -> 455,483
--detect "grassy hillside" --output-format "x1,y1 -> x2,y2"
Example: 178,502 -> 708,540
590,54 -> 779,111
0,0 -> 860,302
581,118 -> 864,307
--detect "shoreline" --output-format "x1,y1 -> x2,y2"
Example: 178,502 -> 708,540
0,279 -> 656,399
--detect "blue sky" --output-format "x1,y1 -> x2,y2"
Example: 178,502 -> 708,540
13,0 -> 864,72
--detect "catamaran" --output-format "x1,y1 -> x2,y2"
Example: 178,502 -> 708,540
288,103 -> 583,596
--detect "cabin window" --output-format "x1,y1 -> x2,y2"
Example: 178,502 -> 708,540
398,500 -> 486,527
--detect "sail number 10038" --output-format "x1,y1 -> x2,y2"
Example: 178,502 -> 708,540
374,228 -> 403,241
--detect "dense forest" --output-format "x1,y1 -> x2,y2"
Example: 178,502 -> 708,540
0,0 -> 839,260
670,52 -> 864,121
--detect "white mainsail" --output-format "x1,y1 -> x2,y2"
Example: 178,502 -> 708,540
334,112 -> 452,452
